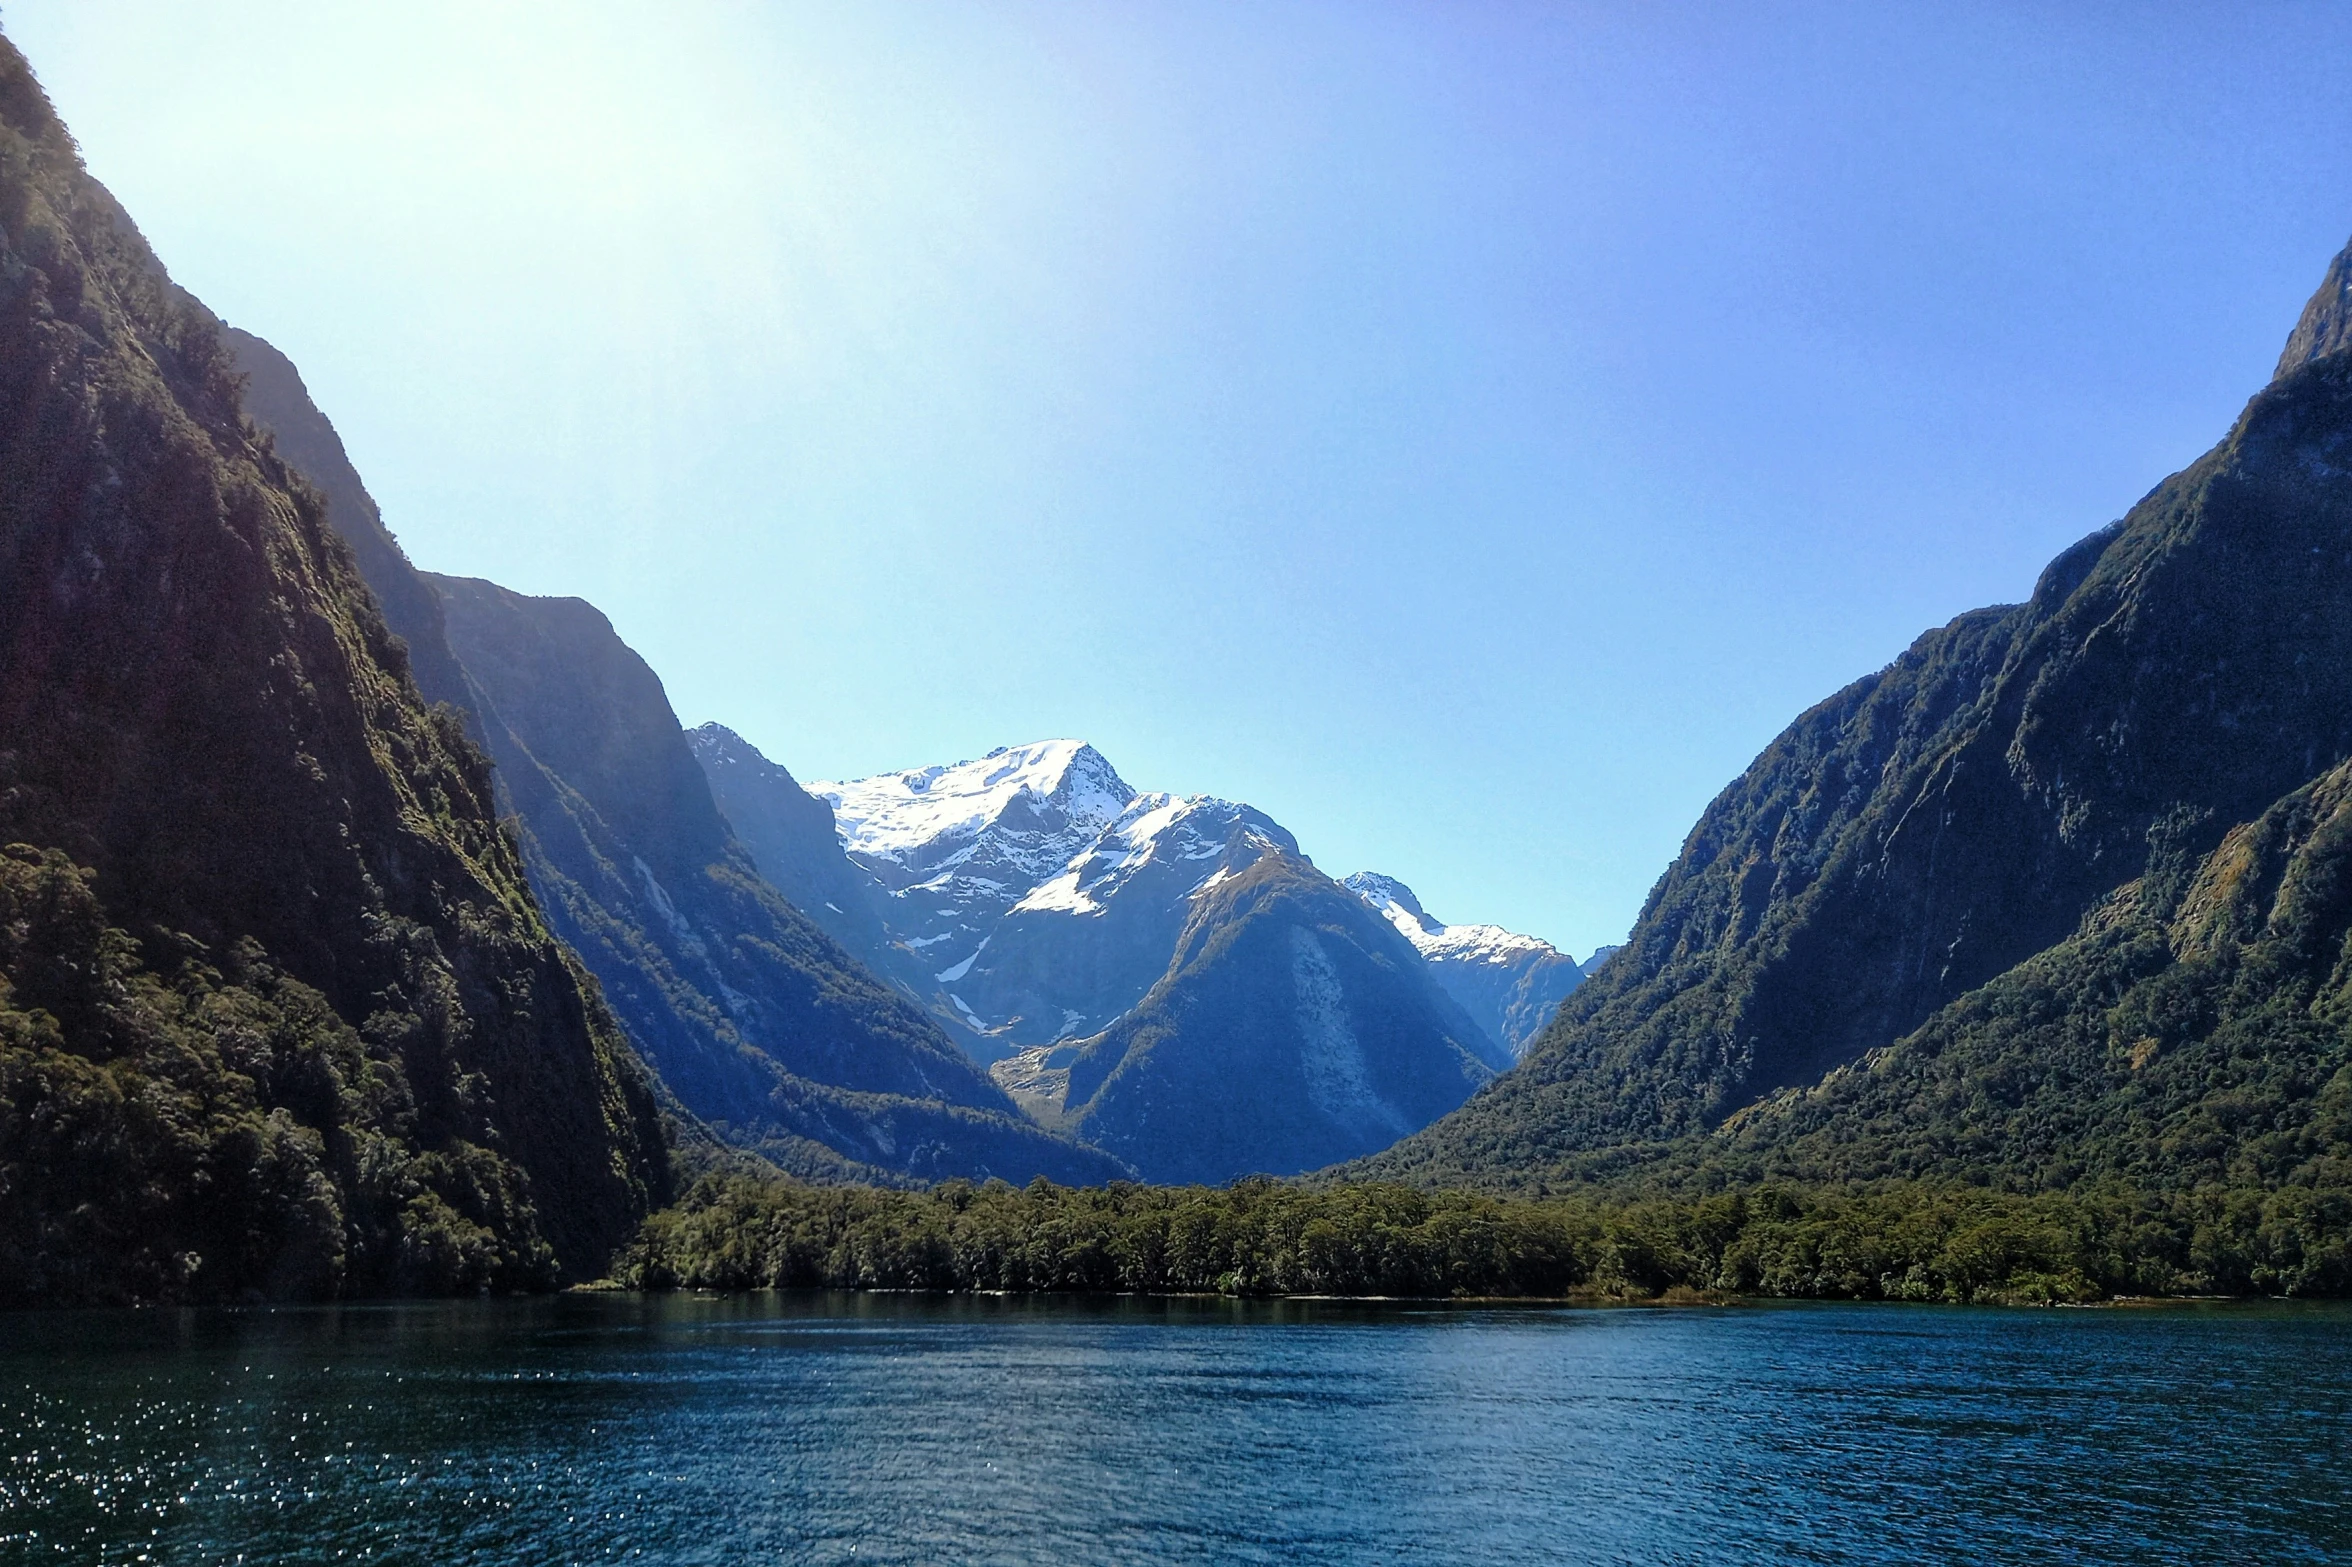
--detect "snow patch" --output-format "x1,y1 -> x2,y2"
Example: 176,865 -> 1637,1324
1015,867 -> 1103,916
1345,870 -> 1563,964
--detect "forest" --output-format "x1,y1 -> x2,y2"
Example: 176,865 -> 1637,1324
617,1171 -> 2352,1304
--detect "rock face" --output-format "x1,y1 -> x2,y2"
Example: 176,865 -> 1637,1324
423,578 -> 1129,1187
802,741 -> 1134,1052
1363,231 -> 2352,1190
1343,873 -> 1584,1058
960,792 -> 1308,1049
1044,849 -> 1501,1183
0,37 -> 668,1303
689,722 -> 892,958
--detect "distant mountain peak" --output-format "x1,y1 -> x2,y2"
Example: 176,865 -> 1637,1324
1342,871 -> 1429,926
1343,871 -> 1584,1058
2277,233 -> 2352,379
809,739 -> 1134,869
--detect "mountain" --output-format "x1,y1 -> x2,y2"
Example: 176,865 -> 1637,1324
422,577 -> 1128,1187
221,272 -> 1121,1190
1343,873 -> 1584,1057
793,739 -> 1317,1058
801,740 -> 1134,1054
1039,847 -> 1503,1183
0,37 -> 667,1304
690,722 -> 893,958
1363,234 -> 2352,1193
960,791 -> 1310,1049
1679,754 -> 2352,1192
708,732 -> 1511,1176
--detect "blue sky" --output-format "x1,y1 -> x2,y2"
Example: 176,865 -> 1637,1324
12,1 -> 2352,958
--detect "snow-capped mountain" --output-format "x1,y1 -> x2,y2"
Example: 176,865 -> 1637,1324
801,740 -> 1306,1055
958,793 -> 1301,1047
1343,873 -> 1584,1057
695,731 -> 1541,1176
806,741 -> 1136,1006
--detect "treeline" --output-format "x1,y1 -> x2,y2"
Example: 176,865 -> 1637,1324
617,1174 -> 2352,1304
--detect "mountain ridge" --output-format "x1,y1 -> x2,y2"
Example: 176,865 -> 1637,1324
1343,872 -> 1584,1058
0,35 -> 667,1302
1359,232 -> 2352,1192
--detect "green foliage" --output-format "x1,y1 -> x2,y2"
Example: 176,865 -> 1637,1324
1375,335 -> 2352,1187
616,1172 -> 2352,1303
0,845 -> 558,1304
0,36 -> 670,1299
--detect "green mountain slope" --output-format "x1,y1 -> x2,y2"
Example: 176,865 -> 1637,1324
1051,845 -> 1496,1183
1366,235 -> 2352,1192
1670,753 -> 2352,1193
426,576 -> 1130,1185
0,36 -> 668,1303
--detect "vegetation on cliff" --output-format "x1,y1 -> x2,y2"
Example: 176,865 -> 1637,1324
0,35 -> 667,1304
1359,242 -> 2352,1199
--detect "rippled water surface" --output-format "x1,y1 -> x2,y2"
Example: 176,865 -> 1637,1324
2,1293 -> 2348,1564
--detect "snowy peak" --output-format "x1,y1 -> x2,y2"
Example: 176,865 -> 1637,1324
1341,871 -> 1429,928
1342,872 -> 1560,965
809,740 -> 1135,876
1012,792 -> 1296,919
1343,871 -> 1585,1058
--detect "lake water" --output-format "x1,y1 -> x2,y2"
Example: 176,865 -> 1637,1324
1,1293 -> 2347,1565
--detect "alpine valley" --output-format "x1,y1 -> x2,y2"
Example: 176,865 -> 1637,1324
0,31 -> 1582,1267
7,10 -> 2352,1315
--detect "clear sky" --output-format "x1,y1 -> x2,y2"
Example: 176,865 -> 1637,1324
11,2 -> 2352,958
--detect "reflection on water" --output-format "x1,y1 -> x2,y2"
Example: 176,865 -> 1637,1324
1,1292 -> 2348,1564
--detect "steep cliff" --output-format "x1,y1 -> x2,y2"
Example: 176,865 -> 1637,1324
0,36 -> 668,1302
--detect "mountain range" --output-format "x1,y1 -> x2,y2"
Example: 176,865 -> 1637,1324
696,730 -> 1557,1179
10,14 -> 2352,1305
227,340 -> 1123,1190
233,296 -> 1562,1196
228,243 -> 1558,1193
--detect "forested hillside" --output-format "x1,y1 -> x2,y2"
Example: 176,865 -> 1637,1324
0,37 -> 668,1304
1364,235 -> 2352,1198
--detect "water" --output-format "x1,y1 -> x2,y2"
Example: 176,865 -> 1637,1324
1,1294 -> 2347,1565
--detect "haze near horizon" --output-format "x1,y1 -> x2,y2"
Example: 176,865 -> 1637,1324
11,0 -> 2352,956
